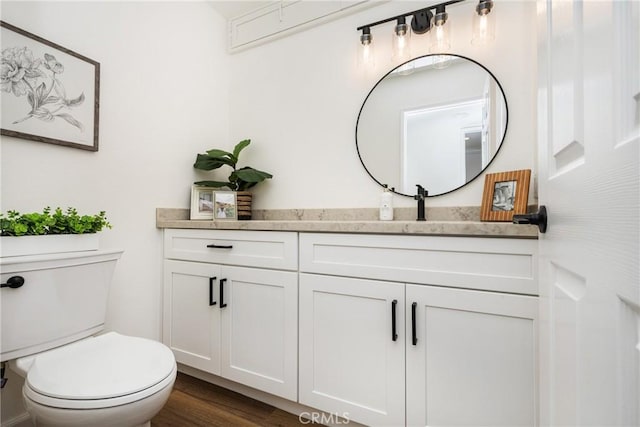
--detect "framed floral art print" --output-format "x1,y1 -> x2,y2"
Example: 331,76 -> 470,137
1,21 -> 100,151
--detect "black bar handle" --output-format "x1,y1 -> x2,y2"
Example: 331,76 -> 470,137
1,276 -> 24,289
220,278 -> 227,308
391,299 -> 398,342
206,244 -> 233,249
209,277 -> 217,306
411,302 -> 418,346
513,205 -> 548,233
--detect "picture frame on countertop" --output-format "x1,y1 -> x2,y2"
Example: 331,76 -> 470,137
1,21 -> 100,151
480,169 -> 531,222
213,191 -> 237,220
190,185 -> 214,220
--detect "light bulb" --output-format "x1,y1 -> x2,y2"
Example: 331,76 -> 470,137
391,17 -> 411,62
429,6 -> 450,53
357,27 -> 375,69
472,0 -> 495,45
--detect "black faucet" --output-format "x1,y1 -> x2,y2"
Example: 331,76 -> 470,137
415,185 -> 427,221
1,362 -> 7,388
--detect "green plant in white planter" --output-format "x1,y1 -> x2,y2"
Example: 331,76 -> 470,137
0,207 -> 112,257
0,207 -> 111,236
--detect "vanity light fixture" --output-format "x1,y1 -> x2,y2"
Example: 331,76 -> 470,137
357,0 -> 496,67
471,0 -> 495,44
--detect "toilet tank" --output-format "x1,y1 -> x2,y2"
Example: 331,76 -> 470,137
0,250 -> 123,362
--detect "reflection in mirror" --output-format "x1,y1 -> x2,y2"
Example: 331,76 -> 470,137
356,54 -> 508,197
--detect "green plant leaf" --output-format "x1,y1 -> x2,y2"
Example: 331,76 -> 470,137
205,149 -> 233,159
233,167 -> 273,183
239,181 -> 259,191
193,154 -> 229,171
13,223 -> 28,236
194,180 -> 233,189
232,139 -> 251,160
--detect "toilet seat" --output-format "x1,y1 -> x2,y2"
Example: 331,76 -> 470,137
21,332 -> 176,410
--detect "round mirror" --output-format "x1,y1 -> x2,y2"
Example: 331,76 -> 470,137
356,54 -> 508,197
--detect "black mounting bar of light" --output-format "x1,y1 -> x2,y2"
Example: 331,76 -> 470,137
356,0 -> 465,35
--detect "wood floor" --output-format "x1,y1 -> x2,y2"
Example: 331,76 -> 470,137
151,372 -> 307,426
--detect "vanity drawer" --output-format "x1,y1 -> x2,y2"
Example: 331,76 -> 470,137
164,229 -> 298,270
299,233 -> 537,295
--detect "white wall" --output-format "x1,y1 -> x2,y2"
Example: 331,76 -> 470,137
0,0 -> 537,423
0,2 -> 229,423
228,0 -> 537,208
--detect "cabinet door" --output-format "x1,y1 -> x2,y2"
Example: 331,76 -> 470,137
406,284 -> 538,426
163,260 -> 221,375
299,273 -> 405,426
220,266 -> 298,400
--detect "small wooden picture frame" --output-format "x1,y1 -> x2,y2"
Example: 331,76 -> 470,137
190,185 -> 214,220
480,169 -> 531,222
213,191 -> 237,220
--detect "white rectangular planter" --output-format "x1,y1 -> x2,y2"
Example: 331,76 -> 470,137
0,234 -> 99,258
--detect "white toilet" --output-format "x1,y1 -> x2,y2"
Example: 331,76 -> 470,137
0,249 -> 177,427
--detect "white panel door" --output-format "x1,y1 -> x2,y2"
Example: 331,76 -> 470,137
219,265 -> 298,401
537,0 -> 639,424
163,260 -> 221,375
299,273 -> 405,426
406,284 -> 538,427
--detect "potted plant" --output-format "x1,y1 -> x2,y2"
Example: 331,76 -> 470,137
193,139 -> 272,220
0,207 -> 111,257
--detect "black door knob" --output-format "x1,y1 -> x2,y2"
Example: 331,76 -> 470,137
513,205 -> 548,233
1,276 -> 25,289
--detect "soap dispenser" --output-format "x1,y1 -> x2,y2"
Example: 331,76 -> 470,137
379,185 -> 394,221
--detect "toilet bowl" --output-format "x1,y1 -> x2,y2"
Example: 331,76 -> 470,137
11,332 -> 176,427
0,249 -> 177,427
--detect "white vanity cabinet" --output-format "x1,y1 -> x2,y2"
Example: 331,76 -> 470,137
163,260 -> 221,374
406,284 -> 537,426
299,233 -> 538,426
298,273 -> 406,426
162,229 -> 298,400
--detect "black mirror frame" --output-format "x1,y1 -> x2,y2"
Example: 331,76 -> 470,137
355,53 -> 509,198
